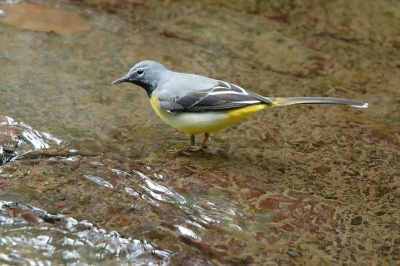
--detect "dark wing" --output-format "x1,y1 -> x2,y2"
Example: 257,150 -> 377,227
158,81 -> 274,113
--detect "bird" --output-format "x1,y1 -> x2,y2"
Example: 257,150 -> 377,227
113,60 -> 368,151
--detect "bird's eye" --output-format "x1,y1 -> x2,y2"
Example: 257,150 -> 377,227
137,68 -> 144,75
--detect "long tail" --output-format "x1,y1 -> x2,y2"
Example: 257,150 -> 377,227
271,97 -> 368,108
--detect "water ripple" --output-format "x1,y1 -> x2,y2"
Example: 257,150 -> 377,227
0,0 -> 20,5
83,175 -> 114,188
109,168 -> 243,232
0,116 -> 63,164
0,201 -> 171,265
174,225 -> 201,241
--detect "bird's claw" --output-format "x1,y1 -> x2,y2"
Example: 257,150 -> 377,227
166,145 -> 207,155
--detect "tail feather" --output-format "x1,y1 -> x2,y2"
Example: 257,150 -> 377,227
272,97 -> 368,109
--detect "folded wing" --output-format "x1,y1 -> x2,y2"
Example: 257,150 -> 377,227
158,81 -> 274,112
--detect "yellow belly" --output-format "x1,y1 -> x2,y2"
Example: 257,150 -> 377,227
150,95 -> 270,135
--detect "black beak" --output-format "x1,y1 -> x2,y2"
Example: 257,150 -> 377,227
112,76 -> 128,84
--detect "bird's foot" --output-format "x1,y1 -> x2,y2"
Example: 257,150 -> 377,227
189,145 -> 208,152
166,147 -> 190,155
166,134 -> 209,154
166,145 -> 207,155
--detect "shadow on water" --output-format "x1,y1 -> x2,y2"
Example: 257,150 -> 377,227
1,0 -> 400,265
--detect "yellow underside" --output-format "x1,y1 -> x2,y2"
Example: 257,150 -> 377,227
150,95 -> 273,135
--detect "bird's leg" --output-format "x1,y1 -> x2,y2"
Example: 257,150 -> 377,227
200,133 -> 209,149
190,135 -> 196,146
166,136 -> 193,154
188,134 -> 201,151
167,134 -> 208,154
189,133 -> 209,150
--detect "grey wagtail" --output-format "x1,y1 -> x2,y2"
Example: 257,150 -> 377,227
113,60 -> 368,149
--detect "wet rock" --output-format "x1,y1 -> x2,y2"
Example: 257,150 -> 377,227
313,165 -> 331,175
0,115 -> 61,164
351,216 -> 363,226
160,17 -> 329,78
1,2 -> 91,35
374,210 -> 387,216
287,250 -> 300,258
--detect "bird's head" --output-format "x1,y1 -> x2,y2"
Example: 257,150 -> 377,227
113,60 -> 168,96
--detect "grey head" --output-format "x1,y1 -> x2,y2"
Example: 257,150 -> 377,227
113,60 -> 169,97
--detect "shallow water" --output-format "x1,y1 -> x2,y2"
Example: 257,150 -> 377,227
0,0 -> 399,265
